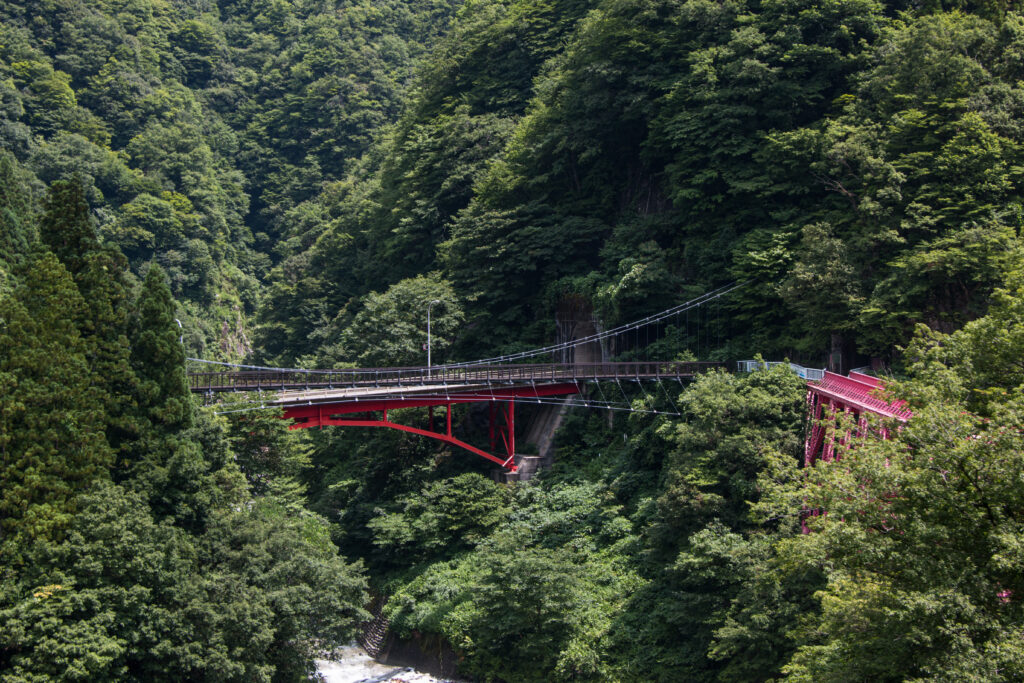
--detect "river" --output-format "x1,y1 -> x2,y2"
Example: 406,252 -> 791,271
316,644 -> 455,683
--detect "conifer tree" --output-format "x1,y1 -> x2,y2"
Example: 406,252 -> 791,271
36,179 -> 141,459
77,248 -> 140,459
0,250 -> 111,558
0,153 -> 35,284
131,264 -> 192,433
128,264 -> 213,530
37,178 -> 96,278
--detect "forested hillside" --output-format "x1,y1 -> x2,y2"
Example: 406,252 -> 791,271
0,179 -> 367,680
3,0 -> 1024,681
260,0 -> 1024,370
258,0 -> 1024,679
0,0 -> 460,352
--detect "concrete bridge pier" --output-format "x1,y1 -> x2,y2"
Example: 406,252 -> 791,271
490,454 -> 544,483
515,454 -> 544,480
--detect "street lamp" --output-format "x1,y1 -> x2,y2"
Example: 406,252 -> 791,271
426,299 -> 441,375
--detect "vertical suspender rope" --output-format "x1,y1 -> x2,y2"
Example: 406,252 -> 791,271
656,378 -> 681,416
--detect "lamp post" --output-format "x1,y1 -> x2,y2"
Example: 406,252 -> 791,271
427,299 -> 441,375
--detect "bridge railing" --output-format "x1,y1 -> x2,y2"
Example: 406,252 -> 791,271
187,361 -> 724,393
736,360 -> 825,381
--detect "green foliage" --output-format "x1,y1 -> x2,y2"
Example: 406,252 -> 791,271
197,498 -> 369,680
368,473 -> 511,560
649,367 -> 806,553
127,266 -> 233,534
592,368 -> 812,682
459,546 -> 599,681
131,265 -> 192,433
37,178 -> 97,276
0,199 -> 368,681
0,250 -> 111,557
223,398 -> 312,497
757,320 -> 1024,679
6,0 -> 1024,680
275,0 -> 1024,368
221,0 -> 463,237
0,482 -> 207,682
324,274 -> 465,367
384,482 -> 644,682
0,481 -> 368,682
0,152 -> 36,285
766,11 -> 1024,356
0,0 -> 463,358
360,366 -> 814,682
38,178 -> 141,462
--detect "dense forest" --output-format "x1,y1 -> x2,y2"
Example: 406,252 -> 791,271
2,0 -> 1024,681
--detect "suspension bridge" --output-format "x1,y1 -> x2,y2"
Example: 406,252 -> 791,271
188,361 -> 720,472
187,282 -> 910,476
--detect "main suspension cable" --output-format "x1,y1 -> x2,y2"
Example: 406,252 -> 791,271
185,281 -> 749,375
442,280 -> 748,368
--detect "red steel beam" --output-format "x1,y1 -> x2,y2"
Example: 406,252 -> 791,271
280,383 -> 580,421
281,383 -> 581,471
311,416 -> 513,468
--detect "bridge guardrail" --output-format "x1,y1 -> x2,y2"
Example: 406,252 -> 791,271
736,360 -> 825,381
187,361 -> 724,393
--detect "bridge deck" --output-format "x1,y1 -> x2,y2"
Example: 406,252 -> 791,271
188,361 -> 722,395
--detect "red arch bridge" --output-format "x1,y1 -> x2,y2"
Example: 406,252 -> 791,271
190,362 -> 913,475
189,360 -> 912,475
188,362 -> 721,474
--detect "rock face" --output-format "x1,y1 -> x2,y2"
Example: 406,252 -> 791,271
522,396 -> 577,467
352,598 -> 463,682
555,295 -> 604,364
490,394 -> 578,484
316,650 -> 461,683
377,671 -> 453,683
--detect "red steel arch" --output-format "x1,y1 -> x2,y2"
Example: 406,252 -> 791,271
282,383 -> 580,472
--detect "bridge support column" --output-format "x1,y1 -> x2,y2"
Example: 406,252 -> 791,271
488,400 -> 524,481
506,402 -> 514,462
488,403 -> 497,452
801,370 -> 912,532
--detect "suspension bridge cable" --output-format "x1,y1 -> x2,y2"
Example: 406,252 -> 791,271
213,392 -> 647,412
441,280 -> 749,368
656,376 -> 682,414
185,281 -> 750,375
209,393 -> 677,417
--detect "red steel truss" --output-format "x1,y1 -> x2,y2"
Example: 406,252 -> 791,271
804,371 -> 911,467
802,370 -> 912,532
282,383 -> 580,472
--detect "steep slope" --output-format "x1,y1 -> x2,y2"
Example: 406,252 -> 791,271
271,0 -> 1024,370
0,0 -> 461,354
